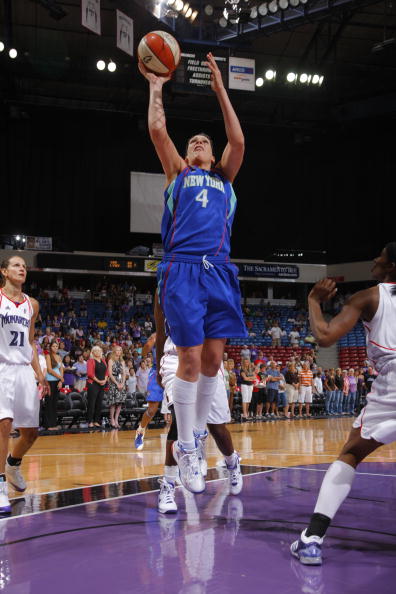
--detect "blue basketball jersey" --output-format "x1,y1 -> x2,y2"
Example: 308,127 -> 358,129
161,167 -> 237,258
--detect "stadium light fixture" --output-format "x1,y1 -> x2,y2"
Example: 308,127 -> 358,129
268,1 -> 278,13
175,0 -> 184,11
258,3 -> 268,16
9,48 -> 17,59
204,4 -> 214,16
0,41 -> 4,52
299,73 -> 308,83
250,6 -> 258,18
219,16 -> 228,27
286,72 -> 297,82
96,60 -> 105,70
289,0 -> 300,6
279,0 -> 289,9
256,77 -> 264,87
107,60 -> 117,72
265,69 -> 276,80
190,9 -> 198,21
182,3 -> 190,15
185,7 -> 192,17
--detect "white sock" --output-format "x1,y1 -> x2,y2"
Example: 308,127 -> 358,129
194,373 -> 218,433
224,451 -> 238,468
172,376 -> 197,450
314,460 -> 356,519
164,465 -> 178,485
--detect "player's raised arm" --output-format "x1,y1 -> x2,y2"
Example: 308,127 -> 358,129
206,53 -> 244,182
138,61 -> 185,184
308,280 -> 376,347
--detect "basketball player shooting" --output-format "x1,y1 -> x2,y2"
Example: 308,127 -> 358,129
291,242 -> 396,565
138,52 -> 246,494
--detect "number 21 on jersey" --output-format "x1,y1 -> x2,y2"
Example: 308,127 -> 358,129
195,189 -> 209,208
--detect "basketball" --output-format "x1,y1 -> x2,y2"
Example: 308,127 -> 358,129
137,30 -> 181,76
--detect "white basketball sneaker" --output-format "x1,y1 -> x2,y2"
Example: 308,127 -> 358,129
226,453 -> 243,495
158,477 -> 178,514
0,481 -> 11,514
172,441 -> 205,494
194,430 -> 208,477
5,462 -> 26,492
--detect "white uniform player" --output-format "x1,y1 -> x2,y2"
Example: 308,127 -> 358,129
0,256 -> 48,515
291,244 -> 396,566
0,291 -> 40,428
160,337 -> 231,426
353,283 -> 396,443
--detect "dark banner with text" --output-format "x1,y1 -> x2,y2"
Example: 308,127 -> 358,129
237,263 -> 300,279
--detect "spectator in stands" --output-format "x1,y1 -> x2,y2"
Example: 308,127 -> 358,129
254,350 -> 267,366
342,369 -> 350,414
87,345 -> 108,428
126,366 -> 137,397
240,359 -> 256,421
323,370 -> 336,416
334,368 -> 344,414
58,340 -> 68,359
364,366 -> 377,393
268,321 -> 283,347
227,359 -> 237,417
298,363 -> 314,417
276,370 -> 287,418
74,354 -> 88,392
347,368 -> 357,415
130,321 -> 142,341
355,368 -> 366,414
44,339 -> 64,431
265,361 -> 281,417
240,345 -> 251,360
284,362 -> 299,419
107,345 -> 128,429
41,336 -> 50,354
313,372 -> 324,402
289,327 -> 300,347
62,354 -> 76,388
251,364 -> 266,419
136,360 -> 150,396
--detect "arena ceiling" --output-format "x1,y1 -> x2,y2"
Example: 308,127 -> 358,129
1,0 -> 396,129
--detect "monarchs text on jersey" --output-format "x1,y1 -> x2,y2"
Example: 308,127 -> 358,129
162,167 -> 237,257
0,291 -> 33,364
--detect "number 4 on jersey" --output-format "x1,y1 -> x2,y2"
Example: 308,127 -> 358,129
195,189 -> 209,208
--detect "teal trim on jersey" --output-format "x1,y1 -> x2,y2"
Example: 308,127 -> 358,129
228,186 -> 237,219
166,180 -> 176,215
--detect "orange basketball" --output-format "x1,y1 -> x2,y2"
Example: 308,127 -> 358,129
138,30 -> 181,76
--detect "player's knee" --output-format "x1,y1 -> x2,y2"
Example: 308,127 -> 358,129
177,351 -> 201,381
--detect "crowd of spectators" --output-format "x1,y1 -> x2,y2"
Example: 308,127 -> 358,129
27,281 -> 375,431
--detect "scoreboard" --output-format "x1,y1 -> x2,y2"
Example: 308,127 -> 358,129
172,53 -> 228,94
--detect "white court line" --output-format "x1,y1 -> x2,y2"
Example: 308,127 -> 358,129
25,452 -> 139,456
244,450 -> 393,461
3,468 -> 278,524
241,463 -> 396,478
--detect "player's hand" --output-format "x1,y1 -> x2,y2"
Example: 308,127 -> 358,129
138,59 -> 172,85
308,279 -> 337,303
38,378 -> 50,397
205,52 -> 224,93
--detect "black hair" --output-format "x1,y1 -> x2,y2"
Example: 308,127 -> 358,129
185,132 -> 214,157
385,242 -> 396,295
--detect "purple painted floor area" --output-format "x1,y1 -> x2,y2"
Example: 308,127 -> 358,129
1,463 -> 396,594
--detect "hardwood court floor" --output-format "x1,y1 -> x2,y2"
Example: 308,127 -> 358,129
11,417 -> 396,495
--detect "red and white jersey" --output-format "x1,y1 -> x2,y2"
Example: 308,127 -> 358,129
364,283 -> 396,373
0,290 -> 33,365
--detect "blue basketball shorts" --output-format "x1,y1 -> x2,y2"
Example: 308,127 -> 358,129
157,254 -> 247,347
146,367 -> 163,402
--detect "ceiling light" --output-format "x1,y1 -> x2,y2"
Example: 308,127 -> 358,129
286,72 -> 297,82
182,3 -> 190,15
279,0 -> 289,8
219,16 -> 228,27
268,1 -> 278,13
175,0 -> 184,11
167,0 -> 176,5
250,6 -> 258,18
319,75 -> 324,86
258,3 -> 268,16
289,0 -> 300,6
108,60 -> 116,72
185,7 -> 192,17
265,69 -> 276,80
299,73 -> 308,83
0,41 -> 4,52
256,77 -> 264,87
204,4 -> 213,16
96,60 -> 105,70
190,9 -> 198,21
9,48 -> 17,59
312,74 -> 320,84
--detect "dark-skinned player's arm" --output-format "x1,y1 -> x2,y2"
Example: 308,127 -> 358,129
206,52 -> 244,183
142,333 -> 156,358
154,291 -> 166,387
138,61 -> 185,185
308,279 -> 374,348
